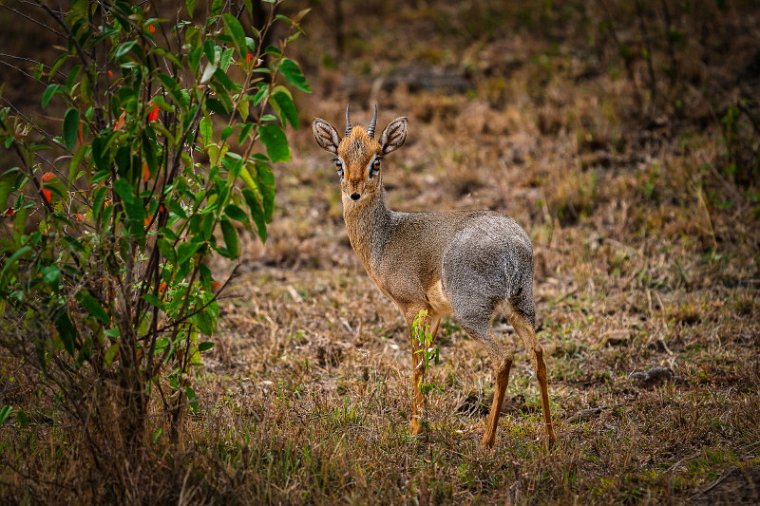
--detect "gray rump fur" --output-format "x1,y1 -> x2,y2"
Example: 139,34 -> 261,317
441,213 -> 535,328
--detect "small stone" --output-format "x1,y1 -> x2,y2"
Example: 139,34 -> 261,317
629,366 -> 674,387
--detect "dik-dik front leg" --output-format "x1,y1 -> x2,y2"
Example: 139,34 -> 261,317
406,309 -> 440,435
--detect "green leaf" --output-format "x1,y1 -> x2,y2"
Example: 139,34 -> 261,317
222,151 -> 243,177
115,40 -> 138,59
220,218 -> 239,258
0,405 -> 11,425
271,87 -> 299,128
0,245 -> 32,284
238,123 -> 253,143
63,108 -> 80,151
233,94 -> 248,122
123,198 -> 146,241
91,134 -> 111,172
222,13 -> 247,59
243,188 -> 267,242
199,116 -> 212,146
41,84 -> 62,109
0,167 -> 19,209
77,291 -> 110,325
143,293 -> 162,308
42,265 -> 61,285
177,241 -> 201,264
157,73 -> 185,106
278,58 -> 311,93
252,83 -> 268,106
259,124 -> 290,162
16,409 -> 29,427
213,67 -> 239,91
254,162 -> 275,221
54,308 -> 77,356
224,203 -> 248,223
206,97 -> 229,115
69,144 -> 86,184
104,343 -> 119,367
200,61 -> 219,84
220,47 -> 234,71
198,341 -> 214,352
92,186 -> 107,221
157,238 -> 177,262
186,387 -> 200,413
192,308 -> 216,336
113,178 -> 135,204
186,0 -> 196,17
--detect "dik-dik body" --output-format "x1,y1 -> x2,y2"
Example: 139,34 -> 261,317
312,106 -> 555,448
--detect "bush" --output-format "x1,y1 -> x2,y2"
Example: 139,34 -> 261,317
0,0 -> 308,499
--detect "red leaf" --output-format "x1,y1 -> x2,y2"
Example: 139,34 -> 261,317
147,104 -> 159,123
41,188 -> 52,204
113,111 -> 126,131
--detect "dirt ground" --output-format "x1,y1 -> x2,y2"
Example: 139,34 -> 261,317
1,0 -> 759,504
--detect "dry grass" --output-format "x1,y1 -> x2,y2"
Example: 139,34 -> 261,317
2,0 -> 759,504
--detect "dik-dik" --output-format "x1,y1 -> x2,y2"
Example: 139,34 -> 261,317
312,106 -> 555,448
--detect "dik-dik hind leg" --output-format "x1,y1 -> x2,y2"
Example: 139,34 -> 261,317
456,312 -> 514,448
405,308 -> 440,435
480,341 -> 515,449
510,312 -> 556,448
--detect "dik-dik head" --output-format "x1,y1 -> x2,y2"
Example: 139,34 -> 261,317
312,105 -> 407,203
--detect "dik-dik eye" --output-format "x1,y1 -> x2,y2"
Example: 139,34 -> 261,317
334,159 -> 344,178
369,157 -> 381,178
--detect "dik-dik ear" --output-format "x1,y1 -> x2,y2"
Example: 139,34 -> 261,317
380,117 -> 408,155
312,118 -> 340,154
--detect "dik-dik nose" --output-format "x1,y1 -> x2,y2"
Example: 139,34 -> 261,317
350,192 -> 361,201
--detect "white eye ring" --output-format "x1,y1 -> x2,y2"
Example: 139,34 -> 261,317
369,157 -> 381,177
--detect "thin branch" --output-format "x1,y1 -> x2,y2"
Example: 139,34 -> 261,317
0,3 -> 66,39
0,53 -> 66,81
141,264 -> 238,340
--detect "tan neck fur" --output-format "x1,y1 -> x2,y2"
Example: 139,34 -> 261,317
342,186 -> 391,274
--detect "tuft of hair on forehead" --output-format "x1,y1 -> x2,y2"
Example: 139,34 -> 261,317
338,126 -> 381,164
